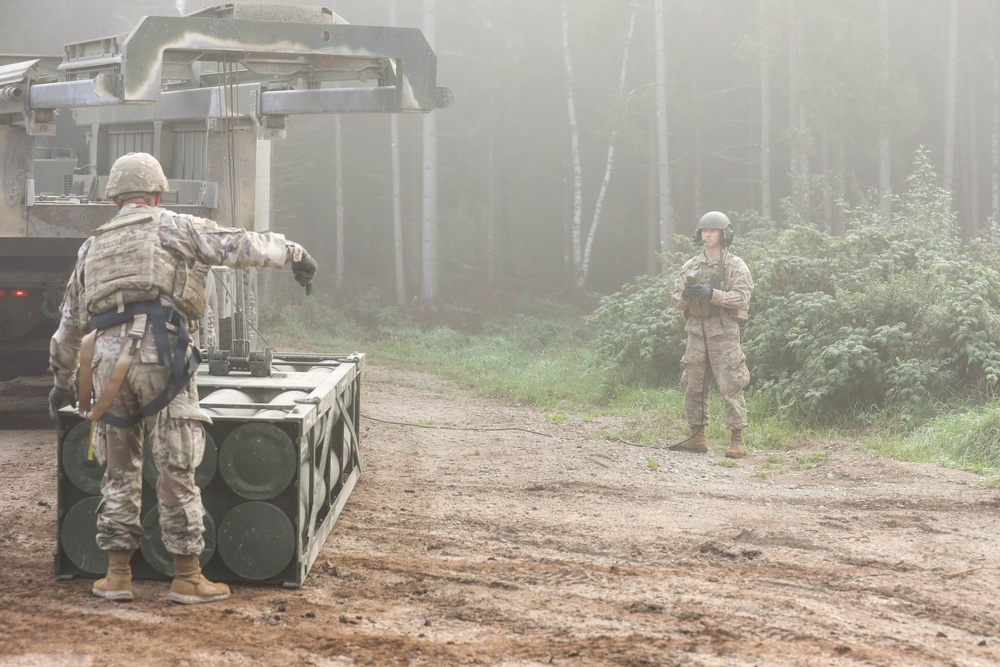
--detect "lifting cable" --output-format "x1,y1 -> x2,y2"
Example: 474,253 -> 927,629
217,57 -> 250,352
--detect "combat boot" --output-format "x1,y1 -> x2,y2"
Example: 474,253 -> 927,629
167,554 -> 230,605
725,429 -> 747,459
671,427 -> 708,453
92,549 -> 134,601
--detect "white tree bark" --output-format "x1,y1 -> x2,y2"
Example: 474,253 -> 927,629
759,0 -> 772,221
821,131 -> 833,233
653,0 -> 674,251
334,115 -> 345,292
788,0 -> 801,212
878,0 -> 892,218
487,0 -> 498,288
391,115 -> 406,305
943,0 -> 958,197
390,0 -> 406,305
421,0 -> 439,306
992,44 -> 1000,243
561,1 -> 584,280
578,8 -> 636,288
965,87 -> 979,237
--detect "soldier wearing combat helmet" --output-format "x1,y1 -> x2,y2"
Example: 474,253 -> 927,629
48,152 -> 318,604
670,211 -> 754,458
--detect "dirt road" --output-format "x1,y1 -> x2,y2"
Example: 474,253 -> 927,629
1,366 -> 998,666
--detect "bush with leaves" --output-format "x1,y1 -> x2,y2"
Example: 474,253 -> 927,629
585,269 -> 689,389
589,150 -> 1000,426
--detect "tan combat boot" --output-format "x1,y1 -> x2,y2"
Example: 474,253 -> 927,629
725,429 -> 747,459
167,554 -> 231,605
671,427 -> 709,453
92,549 -> 134,601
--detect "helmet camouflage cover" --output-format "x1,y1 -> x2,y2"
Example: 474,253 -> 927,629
104,152 -> 169,200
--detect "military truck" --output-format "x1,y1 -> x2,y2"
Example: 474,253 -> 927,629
0,3 -> 448,587
0,2 -> 448,377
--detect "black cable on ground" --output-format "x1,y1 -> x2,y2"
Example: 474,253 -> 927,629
361,413 -> 553,438
607,434 -> 685,450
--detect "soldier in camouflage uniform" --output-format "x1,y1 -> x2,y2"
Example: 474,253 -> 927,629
670,211 -> 754,458
48,152 -> 317,604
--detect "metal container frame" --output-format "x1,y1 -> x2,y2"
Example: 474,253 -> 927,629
54,352 -> 364,588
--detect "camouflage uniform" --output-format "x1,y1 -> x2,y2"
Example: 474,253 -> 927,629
671,249 -> 754,431
50,204 -> 292,554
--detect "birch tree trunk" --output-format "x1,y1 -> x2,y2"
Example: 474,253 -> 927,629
878,0 -> 892,218
390,0 -> 406,306
943,0 -> 959,198
647,111 -> 659,274
965,85 -> 979,238
821,131 -> 833,233
993,44 -> 1000,243
788,0 -> 801,213
486,12 -> 497,288
653,0 -> 674,251
390,115 -> 406,304
834,138 -> 846,236
798,103 -> 811,221
334,115 -> 345,292
420,0 -> 439,307
560,1 -> 584,284
759,0 -> 772,220
578,7 -> 636,288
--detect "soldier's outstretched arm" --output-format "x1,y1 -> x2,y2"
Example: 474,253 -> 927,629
160,214 -> 312,278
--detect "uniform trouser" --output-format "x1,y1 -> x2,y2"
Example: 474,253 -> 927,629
680,319 -> 751,431
89,330 -> 208,555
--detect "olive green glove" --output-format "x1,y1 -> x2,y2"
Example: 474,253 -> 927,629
286,242 -> 318,292
48,385 -> 77,424
683,284 -> 713,301
292,250 -> 318,287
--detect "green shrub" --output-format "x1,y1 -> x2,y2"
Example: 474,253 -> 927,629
585,269 -> 688,389
588,149 -> 1000,428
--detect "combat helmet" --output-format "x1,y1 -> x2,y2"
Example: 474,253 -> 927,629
104,152 -> 169,200
694,211 -> 734,246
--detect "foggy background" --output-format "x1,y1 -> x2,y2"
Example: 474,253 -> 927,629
2,0 -> 997,299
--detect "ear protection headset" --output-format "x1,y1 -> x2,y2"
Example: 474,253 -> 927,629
694,226 -> 734,246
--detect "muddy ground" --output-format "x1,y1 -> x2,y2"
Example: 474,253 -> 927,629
0,365 -> 998,666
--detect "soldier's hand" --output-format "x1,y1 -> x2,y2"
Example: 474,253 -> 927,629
48,385 -> 77,424
292,249 -> 318,287
683,284 -> 713,301
286,242 -> 318,288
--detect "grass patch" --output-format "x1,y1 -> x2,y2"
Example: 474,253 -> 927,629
874,406 -> 1000,478
258,292 -> 1000,480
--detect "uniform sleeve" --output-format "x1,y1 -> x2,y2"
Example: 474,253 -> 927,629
159,212 -> 290,270
671,259 -> 693,312
709,255 -> 753,312
48,243 -> 89,390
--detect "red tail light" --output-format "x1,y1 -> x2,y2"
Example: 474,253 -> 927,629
13,289 -> 27,297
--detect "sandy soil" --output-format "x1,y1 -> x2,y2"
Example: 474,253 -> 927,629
1,365 -> 999,667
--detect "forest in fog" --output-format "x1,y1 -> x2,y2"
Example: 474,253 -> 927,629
3,0 -> 1000,299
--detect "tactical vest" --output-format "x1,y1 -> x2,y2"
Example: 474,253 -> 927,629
83,208 -> 207,324
686,265 -> 722,318
685,255 -> 749,320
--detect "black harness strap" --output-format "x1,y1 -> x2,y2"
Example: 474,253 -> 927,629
88,300 -> 201,427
